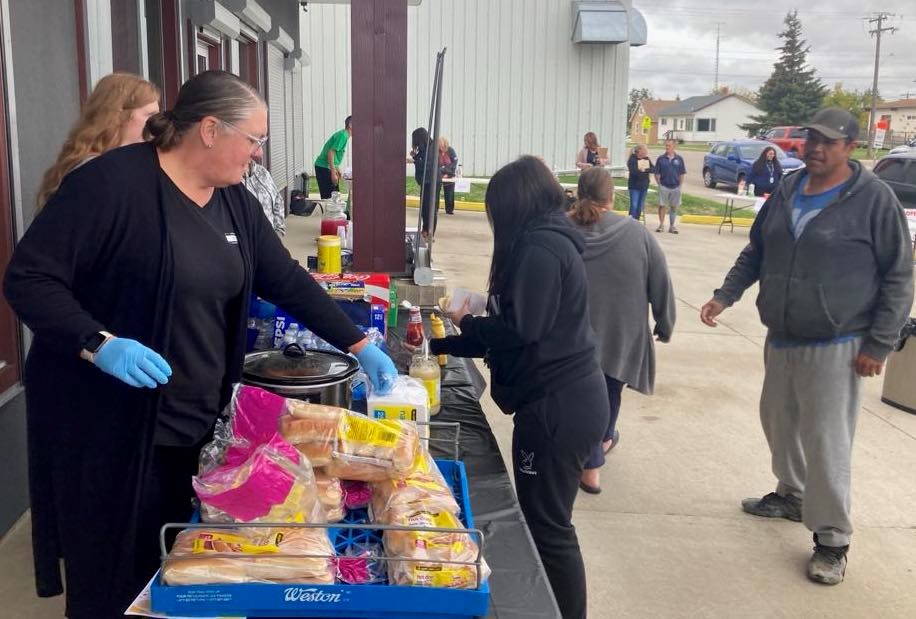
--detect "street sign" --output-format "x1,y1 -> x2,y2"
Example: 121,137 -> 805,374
642,116 -> 652,131
874,127 -> 887,149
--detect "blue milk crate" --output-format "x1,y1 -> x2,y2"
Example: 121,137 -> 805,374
149,460 -> 489,618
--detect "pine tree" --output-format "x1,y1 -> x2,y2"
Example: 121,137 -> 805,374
740,11 -> 827,135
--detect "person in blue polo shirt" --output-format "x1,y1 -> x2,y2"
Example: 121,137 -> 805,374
654,139 -> 687,234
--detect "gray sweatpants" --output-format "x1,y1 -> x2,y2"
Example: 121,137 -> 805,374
760,337 -> 862,547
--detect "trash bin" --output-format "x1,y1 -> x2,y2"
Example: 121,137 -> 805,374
881,318 -> 916,415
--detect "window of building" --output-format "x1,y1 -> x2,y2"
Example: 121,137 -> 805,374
0,52 -> 21,394
697,118 -> 716,132
237,35 -> 259,90
685,118 -> 694,131
111,0 -> 142,74
660,118 -> 667,126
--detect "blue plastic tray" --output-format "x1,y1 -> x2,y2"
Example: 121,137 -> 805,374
149,460 -> 489,618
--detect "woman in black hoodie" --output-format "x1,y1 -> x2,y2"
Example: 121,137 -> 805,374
430,156 -> 608,619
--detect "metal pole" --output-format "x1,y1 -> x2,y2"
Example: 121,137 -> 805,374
867,12 -> 897,159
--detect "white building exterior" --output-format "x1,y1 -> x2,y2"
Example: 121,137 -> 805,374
877,99 -> 916,140
658,94 -> 761,143
300,0 -> 646,176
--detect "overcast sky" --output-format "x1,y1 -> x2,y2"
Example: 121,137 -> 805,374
630,1 -> 916,102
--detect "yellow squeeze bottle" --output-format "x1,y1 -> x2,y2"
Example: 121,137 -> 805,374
429,313 -> 447,366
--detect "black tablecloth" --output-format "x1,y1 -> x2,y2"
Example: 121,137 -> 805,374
390,310 -> 561,619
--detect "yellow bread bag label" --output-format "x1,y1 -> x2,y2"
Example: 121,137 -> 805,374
340,415 -> 400,448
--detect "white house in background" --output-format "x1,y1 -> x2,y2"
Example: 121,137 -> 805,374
876,98 -> 916,142
657,94 -> 761,143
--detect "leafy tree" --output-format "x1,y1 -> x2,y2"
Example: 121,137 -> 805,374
822,83 -> 880,130
628,87 -> 654,120
740,11 -> 827,135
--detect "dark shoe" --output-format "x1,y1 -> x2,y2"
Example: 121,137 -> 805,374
669,227 -> 679,234
655,226 -> 664,233
807,543 -> 848,585
445,210 -> 454,215
578,480 -> 601,495
603,429 -> 620,455
741,492 -> 802,522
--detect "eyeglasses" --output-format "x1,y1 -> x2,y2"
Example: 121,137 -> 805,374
221,120 -> 269,151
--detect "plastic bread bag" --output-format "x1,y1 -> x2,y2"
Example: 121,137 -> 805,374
370,448 -> 460,524
278,400 -> 346,467
162,527 -> 335,585
193,434 -> 326,524
199,384 -> 289,474
333,412 -> 419,474
335,542 -> 386,585
320,459 -> 393,483
314,472 -> 345,523
342,480 -> 372,510
383,507 -> 490,589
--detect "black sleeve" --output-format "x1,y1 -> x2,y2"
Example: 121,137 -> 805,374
3,166 -> 112,356
626,155 -> 638,176
433,241 -> 561,357
250,197 -> 364,350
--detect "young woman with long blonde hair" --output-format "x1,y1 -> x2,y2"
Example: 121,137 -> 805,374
35,72 -> 160,208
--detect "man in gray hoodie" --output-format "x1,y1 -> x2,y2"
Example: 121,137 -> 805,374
700,108 -> 913,586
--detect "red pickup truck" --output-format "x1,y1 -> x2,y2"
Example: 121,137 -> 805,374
762,126 -> 807,158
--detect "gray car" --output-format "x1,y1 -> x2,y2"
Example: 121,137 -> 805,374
889,137 -> 916,155
873,151 -> 916,250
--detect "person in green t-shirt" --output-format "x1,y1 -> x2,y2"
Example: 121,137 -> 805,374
314,115 -> 352,198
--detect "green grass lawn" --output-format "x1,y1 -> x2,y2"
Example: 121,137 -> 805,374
307,174 -> 743,218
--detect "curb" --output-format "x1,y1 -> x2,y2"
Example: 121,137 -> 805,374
405,196 -> 755,227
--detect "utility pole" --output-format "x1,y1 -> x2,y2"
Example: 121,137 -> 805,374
866,12 -> 897,159
714,23 -> 722,92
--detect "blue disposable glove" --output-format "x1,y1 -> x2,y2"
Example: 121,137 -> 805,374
355,343 -> 396,395
94,337 -> 172,389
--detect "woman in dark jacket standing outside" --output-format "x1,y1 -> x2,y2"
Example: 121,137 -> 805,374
408,127 -> 438,237
3,70 -> 395,619
627,144 -> 654,220
430,156 -> 608,619
747,145 -> 783,196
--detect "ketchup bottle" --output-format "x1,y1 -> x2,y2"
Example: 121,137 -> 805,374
405,307 -> 425,349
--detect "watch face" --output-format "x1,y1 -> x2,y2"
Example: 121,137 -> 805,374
83,332 -> 107,353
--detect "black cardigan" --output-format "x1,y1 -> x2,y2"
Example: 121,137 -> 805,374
3,143 -> 363,617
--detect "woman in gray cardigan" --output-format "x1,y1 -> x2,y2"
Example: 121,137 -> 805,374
570,167 -> 676,493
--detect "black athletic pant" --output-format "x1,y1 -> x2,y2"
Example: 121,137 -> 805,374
420,182 -> 438,234
315,165 -> 339,199
438,179 -> 456,214
513,370 -> 609,619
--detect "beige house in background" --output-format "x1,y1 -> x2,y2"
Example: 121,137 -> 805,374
629,99 -> 676,145
877,99 -> 916,142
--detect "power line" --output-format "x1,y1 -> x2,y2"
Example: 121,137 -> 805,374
867,12 -> 898,159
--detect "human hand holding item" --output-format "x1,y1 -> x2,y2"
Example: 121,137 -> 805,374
855,353 -> 883,378
700,298 -> 725,327
352,341 -> 396,394
93,337 -> 172,388
445,298 -> 472,326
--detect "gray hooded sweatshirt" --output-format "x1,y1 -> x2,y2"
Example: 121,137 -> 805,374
713,161 -> 913,360
579,211 -> 676,394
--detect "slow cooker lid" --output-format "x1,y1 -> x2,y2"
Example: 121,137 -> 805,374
242,344 -> 359,386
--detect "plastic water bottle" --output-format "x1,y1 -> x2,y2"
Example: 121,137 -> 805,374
282,323 -> 299,347
296,327 -> 316,349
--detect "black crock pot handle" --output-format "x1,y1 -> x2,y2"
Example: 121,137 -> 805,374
283,343 -> 306,357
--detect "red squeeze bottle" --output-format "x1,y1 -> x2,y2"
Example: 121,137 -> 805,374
405,307 -> 425,348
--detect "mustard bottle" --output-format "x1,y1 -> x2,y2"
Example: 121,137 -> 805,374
429,313 -> 447,366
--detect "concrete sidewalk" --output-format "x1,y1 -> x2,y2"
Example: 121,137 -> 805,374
1,211 -> 913,618
429,211 -> 916,618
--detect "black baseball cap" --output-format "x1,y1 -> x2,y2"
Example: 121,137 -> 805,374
804,107 -> 859,141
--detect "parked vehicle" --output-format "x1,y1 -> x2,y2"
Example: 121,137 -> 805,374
874,152 -> 916,249
889,137 -> 916,155
702,140 -> 805,192
761,126 -> 807,158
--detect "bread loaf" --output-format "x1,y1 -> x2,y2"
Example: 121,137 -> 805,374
163,527 -> 336,585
